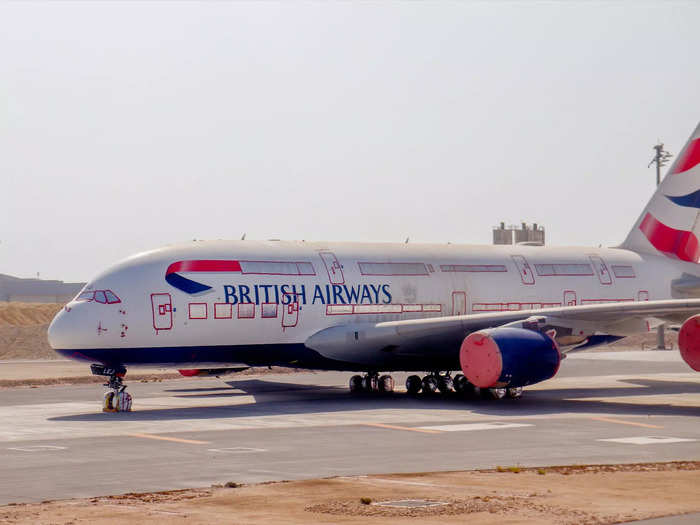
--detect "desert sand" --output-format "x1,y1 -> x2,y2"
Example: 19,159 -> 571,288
1,463 -> 698,524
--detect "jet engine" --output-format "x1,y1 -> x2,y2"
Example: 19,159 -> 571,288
678,315 -> 700,371
460,327 -> 561,388
178,367 -> 248,377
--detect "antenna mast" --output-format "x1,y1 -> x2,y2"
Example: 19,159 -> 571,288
649,141 -> 674,350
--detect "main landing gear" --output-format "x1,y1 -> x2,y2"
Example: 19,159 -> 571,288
349,371 -> 524,401
90,364 -> 132,412
349,372 -> 395,394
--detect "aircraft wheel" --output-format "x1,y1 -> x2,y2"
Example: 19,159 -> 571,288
436,375 -> 453,394
507,387 -> 523,399
421,375 -> 438,395
361,374 -> 378,392
406,375 -> 422,395
378,375 -> 395,393
453,374 -> 467,394
483,387 -> 507,400
115,391 -> 132,412
349,375 -> 363,394
103,391 -> 116,413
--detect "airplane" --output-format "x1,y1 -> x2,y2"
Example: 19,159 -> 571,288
48,121 -> 700,412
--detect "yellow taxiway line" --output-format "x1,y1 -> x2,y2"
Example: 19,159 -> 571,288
126,433 -> 210,444
362,423 -> 444,434
590,417 -> 664,429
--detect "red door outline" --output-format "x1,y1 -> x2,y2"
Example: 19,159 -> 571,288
282,293 -> 299,329
151,293 -> 173,333
452,291 -> 467,315
638,290 -> 649,301
590,256 -> 612,285
512,255 -> 535,285
564,290 -> 577,306
319,252 -> 344,284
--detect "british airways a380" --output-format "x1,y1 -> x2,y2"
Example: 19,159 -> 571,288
49,122 -> 700,412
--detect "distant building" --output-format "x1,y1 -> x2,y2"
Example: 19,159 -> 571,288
493,222 -> 545,246
0,274 -> 85,303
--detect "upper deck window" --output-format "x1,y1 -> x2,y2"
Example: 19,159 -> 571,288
612,265 -> 636,278
440,264 -> 507,273
239,261 -> 316,276
358,262 -> 429,276
534,263 -> 593,276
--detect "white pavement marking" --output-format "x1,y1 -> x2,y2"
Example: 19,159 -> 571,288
207,447 -> 267,453
597,436 -> 697,445
6,445 -> 66,452
418,422 -> 533,432
566,351 -> 683,362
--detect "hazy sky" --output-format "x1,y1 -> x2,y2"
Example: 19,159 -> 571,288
2,1 -> 699,282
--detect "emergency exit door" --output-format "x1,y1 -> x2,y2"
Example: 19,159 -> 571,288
590,256 -> 612,285
282,293 -> 300,329
564,290 -> 577,306
512,255 -> 535,284
151,293 -> 172,333
319,252 -> 344,284
452,291 -> 467,315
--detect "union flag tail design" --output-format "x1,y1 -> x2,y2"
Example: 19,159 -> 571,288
622,121 -> 700,263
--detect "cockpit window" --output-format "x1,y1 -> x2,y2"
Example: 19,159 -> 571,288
104,290 -> 121,304
74,289 -> 121,304
76,291 -> 95,302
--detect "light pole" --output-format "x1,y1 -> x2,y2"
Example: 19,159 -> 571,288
649,142 -> 673,350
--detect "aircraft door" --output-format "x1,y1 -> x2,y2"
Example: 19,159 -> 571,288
319,252 -> 345,284
452,291 -> 467,315
638,290 -> 649,301
151,293 -> 173,333
512,255 -> 535,284
282,293 -> 299,329
564,290 -> 577,306
590,256 -> 612,285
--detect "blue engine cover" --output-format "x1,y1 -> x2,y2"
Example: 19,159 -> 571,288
460,327 -> 561,388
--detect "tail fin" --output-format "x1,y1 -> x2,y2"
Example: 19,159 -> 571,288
621,121 -> 700,263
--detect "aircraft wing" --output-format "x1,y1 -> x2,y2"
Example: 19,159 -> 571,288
305,298 -> 700,366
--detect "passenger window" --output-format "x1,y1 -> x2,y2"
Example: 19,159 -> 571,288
94,291 -> 107,304
104,290 -> 121,304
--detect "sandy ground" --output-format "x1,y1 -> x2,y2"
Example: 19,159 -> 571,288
1,463 -> 698,524
0,302 -> 63,360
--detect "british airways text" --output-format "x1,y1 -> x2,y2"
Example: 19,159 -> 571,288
223,284 -> 392,305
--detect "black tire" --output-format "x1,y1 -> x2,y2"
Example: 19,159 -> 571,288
483,387 -> 507,400
378,375 -> 395,393
436,376 -> 453,394
349,375 -> 363,394
361,375 -> 378,392
453,374 -> 467,393
405,375 -> 422,395
421,375 -> 438,395
507,387 -> 523,399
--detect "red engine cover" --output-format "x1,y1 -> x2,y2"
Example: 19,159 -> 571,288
678,315 -> 700,371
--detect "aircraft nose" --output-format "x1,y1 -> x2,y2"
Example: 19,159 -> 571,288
48,307 -> 74,350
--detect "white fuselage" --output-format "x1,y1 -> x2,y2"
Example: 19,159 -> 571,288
48,240 -> 689,369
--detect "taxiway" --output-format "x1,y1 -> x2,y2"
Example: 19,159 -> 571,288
0,350 -> 698,505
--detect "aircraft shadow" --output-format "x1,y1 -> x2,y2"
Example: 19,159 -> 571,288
50,377 -> 700,422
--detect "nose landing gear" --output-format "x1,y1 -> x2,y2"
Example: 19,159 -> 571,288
90,364 -> 132,412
